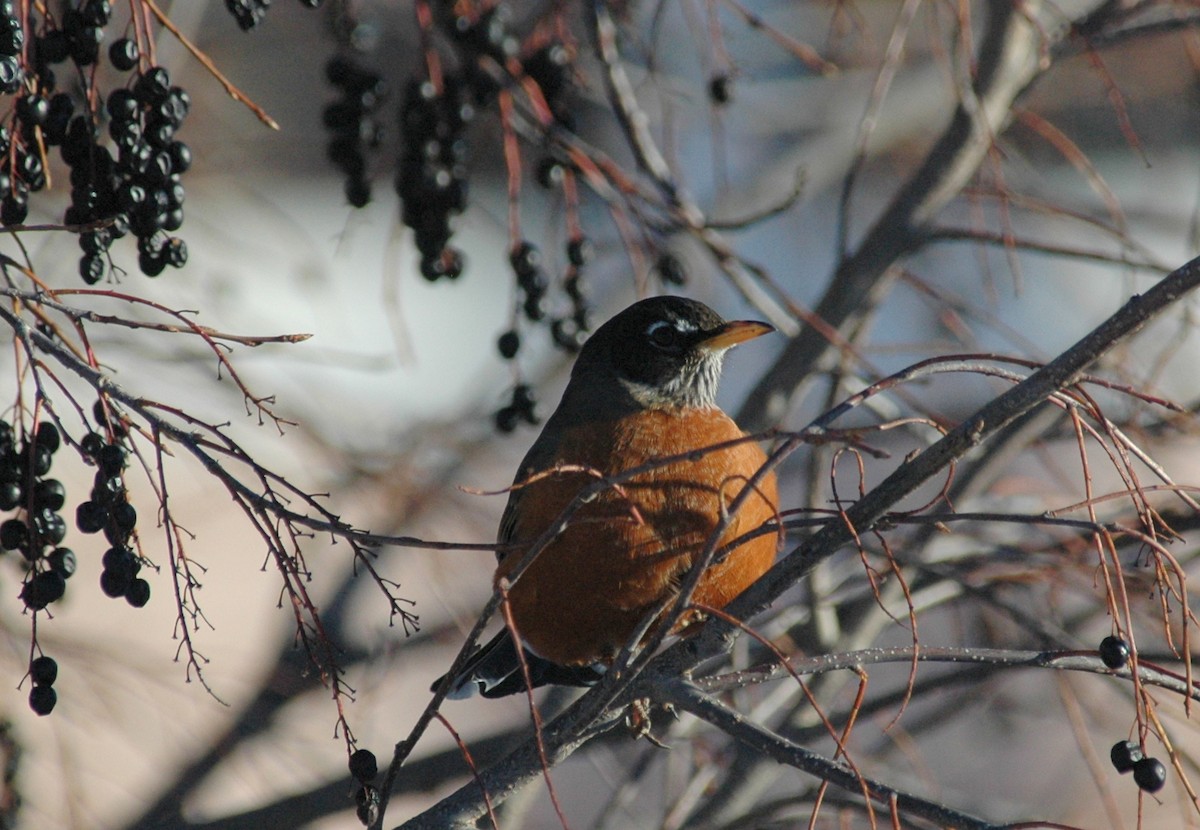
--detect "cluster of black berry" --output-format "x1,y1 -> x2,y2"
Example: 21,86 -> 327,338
66,64 -> 192,281
0,0 -> 92,226
224,0 -> 323,30
0,0 -> 200,281
493,234 -> 595,364
0,1 -> 130,232
397,77 -> 471,281
74,426 -> 148,607
447,4 -> 514,101
1111,739 -> 1166,793
1099,637 -> 1167,793
0,0 -> 191,283
494,383 -> 537,433
0,421 -> 75,616
27,655 -> 57,716
225,0 -> 270,31
509,241 -> 547,322
551,236 -> 594,352
348,748 -> 379,826
324,57 -> 384,208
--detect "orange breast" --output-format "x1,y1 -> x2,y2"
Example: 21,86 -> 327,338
495,408 -> 779,666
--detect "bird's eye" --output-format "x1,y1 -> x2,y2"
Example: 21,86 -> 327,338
645,320 -> 682,351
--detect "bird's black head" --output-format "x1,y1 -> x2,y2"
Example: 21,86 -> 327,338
570,296 -> 773,410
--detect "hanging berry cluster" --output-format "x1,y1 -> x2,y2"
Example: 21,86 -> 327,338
0,420 -> 71,717
493,382 -> 536,433
348,747 -> 379,826
324,57 -> 384,209
224,0 -> 324,31
27,654 -> 58,716
75,403 -> 148,606
310,4 -> 611,434
1098,636 -> 1168,794
0,0 -> 199,282
396,76 -> 470,281
0,422 -> 72,616
74,65 -> 192,280
0,404 -> 151,718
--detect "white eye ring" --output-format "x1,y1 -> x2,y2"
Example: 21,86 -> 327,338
646,320 -> 681,349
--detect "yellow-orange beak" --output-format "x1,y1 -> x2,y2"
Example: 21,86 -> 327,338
698,319 -> 775,352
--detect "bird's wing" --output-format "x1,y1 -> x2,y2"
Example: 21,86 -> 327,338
494,417 -> 567,563
437,627 -> 604,699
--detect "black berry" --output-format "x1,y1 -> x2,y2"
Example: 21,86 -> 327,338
75,501 -> 108,534
32,479 -> 65,511
80,254 -> 105,284
125,577 -> 150,607
109,38 -> 139,72
1099,636 -> 1130,669
655,253 -> 686,286
567,236 -> 593,267
1111,740 -> 1143,773
109,500 -> 137,533
21,571 -> 66,609
16,94 -> 49,127
349,748 -> 378,782
0,518 -> 27,550
494,406 -> 519,433
48,547 -> 76,578
100,567 -> 131,598
509,241 -> 541,279
0,481 -> 18,511
97,443 -> 125,476
497,330 -> 520,359
709,74 -> 732,105
80,432 -> 104,457
134,66 -> 171,106
28,684 -> 56,715
1133,757 -> 1166,793
29,655 -> 57,686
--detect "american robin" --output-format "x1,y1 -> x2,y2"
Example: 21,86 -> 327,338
441,295 -> 780,699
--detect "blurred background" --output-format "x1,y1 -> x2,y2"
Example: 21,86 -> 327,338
1,0 -> 1200,828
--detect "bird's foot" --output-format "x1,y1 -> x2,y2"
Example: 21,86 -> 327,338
625,698 -> 677,747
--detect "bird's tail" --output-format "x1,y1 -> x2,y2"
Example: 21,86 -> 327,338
435,629 -> 605,699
